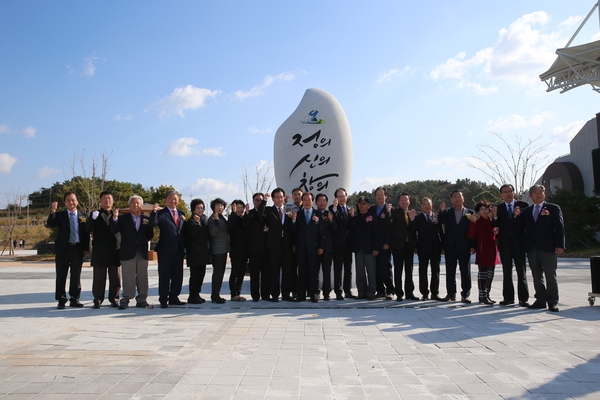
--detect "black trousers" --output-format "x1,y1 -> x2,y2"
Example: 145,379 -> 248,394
248,250 -> 269,300
444,248 -> 472,298
157,252 -> 184,304
333,244 -> 353,295
375,249 -> 395,295
417,252 -> 441,297
392,244 -> 415,298
211,253 -> 227,300
92,264 -> 121,304
319,252 -> 333,295
188,264 -> 207,298
229,255 -> 248,297
55,245 -> 83,302
268,247 -> 292,299
499,245 -> 529,303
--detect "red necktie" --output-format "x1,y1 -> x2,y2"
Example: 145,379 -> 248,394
172,209 -> 179,227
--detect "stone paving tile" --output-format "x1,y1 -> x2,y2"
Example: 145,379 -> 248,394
0,258 -> 599,398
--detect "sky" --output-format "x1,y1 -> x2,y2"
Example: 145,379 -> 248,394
1,0 -> 600,208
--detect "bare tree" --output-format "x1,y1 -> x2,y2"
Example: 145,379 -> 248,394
1,190 -> 25,256
238,160 -> 275,204
468,132 -> 549,199
64,149 -> 113,214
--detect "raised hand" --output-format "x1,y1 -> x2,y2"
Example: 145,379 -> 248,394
51,202 -> 58,213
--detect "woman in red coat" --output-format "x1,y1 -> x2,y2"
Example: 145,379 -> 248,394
468,200 -> 499,305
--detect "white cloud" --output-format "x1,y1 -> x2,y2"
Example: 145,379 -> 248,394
200,147 -> 225,156
146,85 -> 221,118
551,120 -> 584,143
21,126 -> 36,138
115,114 -> 134,121
0,124 -> 37,138
425,156 -> 475,171
247,127 -> 272,134
163,138 -> 224,156
356,175 -> 404,192
0,153 -> 18,174
429,11 -> 563,92
486,111 -> 553,131
163,137 -> 200,156
375,66 -> 414,84
190,178 -> 241,199
35,166 -> 60,179
82,53 -> 99,77
235,72 -> 295,100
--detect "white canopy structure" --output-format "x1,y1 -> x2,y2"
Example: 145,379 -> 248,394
540,1 -> 600,94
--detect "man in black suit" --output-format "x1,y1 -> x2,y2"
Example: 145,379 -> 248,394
390,193 -> 418,301
369,186 -> 395,299
244,192 -> 269,302
316,193 -> 335,301
292,192 -> 321,302
518,184 -> 565,312
110,195 -> 155,309
47,192 -> 90,309
150,190 -> 186,308
411,197 -> 444,301
85,191 -> 121,309
329,188 -> 355,300
438,190 -> 475,303
495,184 -> 530,307
263,187 -> 294,302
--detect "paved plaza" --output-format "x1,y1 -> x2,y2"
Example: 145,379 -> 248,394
0,253 -> 599,399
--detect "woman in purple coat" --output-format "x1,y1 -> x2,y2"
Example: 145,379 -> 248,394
468,200 -> 500,305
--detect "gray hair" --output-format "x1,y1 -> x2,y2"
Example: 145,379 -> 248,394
529,184 -> 545,193
128,195 -> 144,204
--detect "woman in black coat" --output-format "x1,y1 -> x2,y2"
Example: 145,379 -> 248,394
228,199 -> 249,301
185,198 -> 211,304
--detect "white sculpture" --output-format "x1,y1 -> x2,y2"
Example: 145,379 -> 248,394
273,88 -> 353,197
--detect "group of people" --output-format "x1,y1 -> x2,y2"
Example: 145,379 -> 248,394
47,182 -> 565,312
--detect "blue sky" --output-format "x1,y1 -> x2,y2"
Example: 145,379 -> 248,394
1,1 -> 599,208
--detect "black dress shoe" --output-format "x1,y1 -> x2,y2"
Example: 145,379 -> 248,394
487,297 -> 496,304
461,296 -> 471,304
406,295 -> 419,301
323,294 -> 330,301
375,292 -> 386,299
499,300 -> 515,306
211,297 -> 226,304
160,302 -> 168,309
441,295 -> 456,302
479,297 -> 494,305
92,300 -> 101,309
271,298 -> 279,302
57,302 -> 66,310
310,296 -> 318,303
345,292 -> 357,299
282,296 -> 294,302
336,293 -> 344,300
294,297 -> 306,302
110,301 -> 119,308
431,295 -> 443,301
519,301 -> 530,307
528,301 -> 546,309
70,300 -> 84,308
548,304 -> 559,312
367,296 -> 376,301
118,300 -> 129,310
187,297 -> 203,304
168,298 -> 186,306
396,297 -> 404,302
420,295 -> 429,301
136,302 -> 150,308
